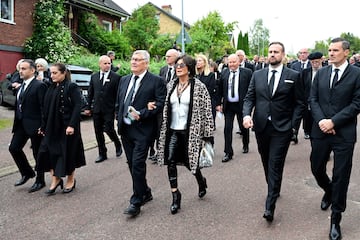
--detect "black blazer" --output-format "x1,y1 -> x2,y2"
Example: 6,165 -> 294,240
217,67 -> 252,112
12,78 -> 47,136
87,71 -> 121,114
116,71 -> 166,138
243,67 -> 305,133
300,67 -> 314,105
291,61 -> 312,72
159,65 -> 176,82
310,64 -> 360,142
255,62 -> 269,71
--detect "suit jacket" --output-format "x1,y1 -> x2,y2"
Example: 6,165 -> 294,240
12,77 -> 47,136
116,71 -> 166,139
255,62 -> 269,71
217,67 -> 252,113
86,71 -> 121,114
300,67 -> 314,105
310,64 -> 360,142
243,67 -> 305,133
242,61 -> 255,73
159,65 -> 176,82
291,61 -> 312,72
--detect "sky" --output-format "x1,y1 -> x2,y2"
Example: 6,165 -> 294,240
114,0 -> 359,54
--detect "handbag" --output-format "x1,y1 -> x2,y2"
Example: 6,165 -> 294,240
199,141 -> 214,168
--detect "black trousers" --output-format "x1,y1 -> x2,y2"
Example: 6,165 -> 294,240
93,112 -> 121,156
310,137 -> 353,213
167,130 -> 204,189
255,121 -> 292,211
224,102 -> 249,156
9,123 -> 44,183
121,125 -> 151,206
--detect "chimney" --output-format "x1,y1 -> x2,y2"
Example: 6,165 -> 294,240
161,5 -> 172,14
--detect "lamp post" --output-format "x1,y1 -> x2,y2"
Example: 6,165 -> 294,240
181,0 -> 185,54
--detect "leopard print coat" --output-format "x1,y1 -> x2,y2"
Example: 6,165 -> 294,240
157,77 -> 214,174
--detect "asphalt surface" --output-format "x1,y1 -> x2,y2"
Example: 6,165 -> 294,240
0,105 -> 360,240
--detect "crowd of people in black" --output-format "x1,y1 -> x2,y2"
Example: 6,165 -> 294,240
7,37 -> 360,240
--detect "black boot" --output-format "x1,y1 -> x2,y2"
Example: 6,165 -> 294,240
170,190 -> 181,214
198,177 -> 207,198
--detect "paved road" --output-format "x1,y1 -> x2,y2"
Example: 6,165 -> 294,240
0,106 -> 360,240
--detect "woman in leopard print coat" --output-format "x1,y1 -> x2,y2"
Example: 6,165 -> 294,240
156,54 -> 214,214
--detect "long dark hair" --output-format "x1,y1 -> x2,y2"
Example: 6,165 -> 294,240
175,54 -> 196,78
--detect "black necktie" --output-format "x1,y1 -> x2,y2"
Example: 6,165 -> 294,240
331,68 -> 339,89
301,62 -> 305,69
100,73 -> 104,85
18,82 -> 26,102
231,71 -> 236,97
166,67 -> 172,82
123,76 -> 139,117
269,70 -> 276,95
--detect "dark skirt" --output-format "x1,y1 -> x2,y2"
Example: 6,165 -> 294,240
37,130 -> 86,177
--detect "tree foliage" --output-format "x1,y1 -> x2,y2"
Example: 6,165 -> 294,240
187,11 -> 236,60
123,4 -> 159,51
249,19 -> 269,57
24,0 -> 77,62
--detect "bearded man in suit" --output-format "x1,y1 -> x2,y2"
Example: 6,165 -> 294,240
243,42 -> 305,222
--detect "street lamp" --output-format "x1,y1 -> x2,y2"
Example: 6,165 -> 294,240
181,0 -> 185,54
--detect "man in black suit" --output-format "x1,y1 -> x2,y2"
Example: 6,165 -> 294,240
85,55 -> 122,163
159,48 -> 180,83
216,53 -> 252,162
9,59 -> 47,192
299,51 -> 323,139
243,42 -> 304,222
116,50 -> 166,217
255,56 -> 269,71
236,49 -> 255,73
107,50 -> 121,73
291,48 -> 312,72
309,38 -> 360,240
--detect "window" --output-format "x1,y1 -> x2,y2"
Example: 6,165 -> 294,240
102,20 -> 112,32
1,0 -> 13,22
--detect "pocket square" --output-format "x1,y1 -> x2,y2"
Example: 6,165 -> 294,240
284,80 -> 294,83
104,78 -> 110,83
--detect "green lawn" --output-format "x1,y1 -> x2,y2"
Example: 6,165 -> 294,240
0,119 -> 12,130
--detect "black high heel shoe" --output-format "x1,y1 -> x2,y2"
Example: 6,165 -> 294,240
198,177 -> 207,198
63,179 -> 76,194
45,178 -> 63,195
170,189 -> 181,214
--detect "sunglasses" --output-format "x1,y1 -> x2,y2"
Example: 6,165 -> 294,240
175,63 -> 186,68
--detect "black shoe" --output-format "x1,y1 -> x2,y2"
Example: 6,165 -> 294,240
28,182 -> 46,193
198,177 -> 207,198
116,146 -> 122,157
170,190 -> 181,214
142,189 -> 153,205
329,224 -> 342,240
242,146 -> 249,153
63,179 -> 76,194
291,134 -> 298,144
321,192 -> 331,210
14,174 -> 34,186
45,179 -> 63,195
304,133 -> 310,139
124,204 -> 140,217
222,154 -> 232,162
95,155 -> 107,163
236,130 -> 242,135
263,209 -> 274,222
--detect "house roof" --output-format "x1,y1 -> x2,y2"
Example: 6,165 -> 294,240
69,0 -> 130,18
146,2 -> 190,29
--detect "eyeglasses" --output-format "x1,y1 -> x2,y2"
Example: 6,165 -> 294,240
175,63 -> 186,68
131,58 -> 145,62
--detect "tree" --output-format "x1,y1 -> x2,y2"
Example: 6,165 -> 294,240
24,0 -> 77,62
249,19 -> 269,57
187,11 -> 236,60
123,4 -> 159,51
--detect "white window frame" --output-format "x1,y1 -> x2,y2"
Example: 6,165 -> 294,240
102,20 -> 112,32
1,0 -> 14,23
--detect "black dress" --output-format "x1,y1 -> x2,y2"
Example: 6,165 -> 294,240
37,80 -> 86,177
